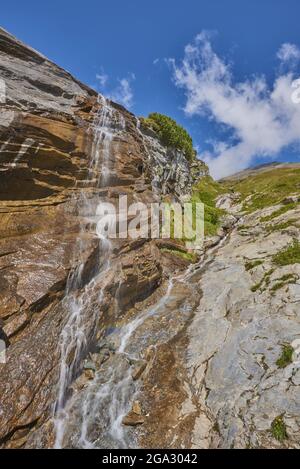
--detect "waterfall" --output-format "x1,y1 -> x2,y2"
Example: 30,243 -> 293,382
52,102 -> 222,450
53,96 -> 125,448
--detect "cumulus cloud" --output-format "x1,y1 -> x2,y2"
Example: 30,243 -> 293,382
277,43 -> 300,66
169,32 -> 300,179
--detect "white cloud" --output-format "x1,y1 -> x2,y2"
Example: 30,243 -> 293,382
96,72 -> 108,88
153,58 -> 159,65
277,43 -> 300,66
170,32 -> 300,179
108,75 -> 135,109
95,70 -> 135,109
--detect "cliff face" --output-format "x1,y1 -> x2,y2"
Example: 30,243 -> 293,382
0,28 -> 203,448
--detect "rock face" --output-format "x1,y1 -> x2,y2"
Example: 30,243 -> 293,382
138,198 -> 300,449
0,28 -> 204,448
184,202 -> 300,448
141,126 -> 208,199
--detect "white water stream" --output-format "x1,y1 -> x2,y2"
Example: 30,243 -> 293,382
53,96 -> 125,448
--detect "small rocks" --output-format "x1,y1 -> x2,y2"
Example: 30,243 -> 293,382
132,400 -> 142,415
122,401 -> 145,426
216,193 -> 241,211
282,195 -> 300,205
220,214 -> 237,231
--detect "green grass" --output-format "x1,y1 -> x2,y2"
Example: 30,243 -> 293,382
191,176 -> 225,236
270,274 -> 298,292
250,268 -> 275,292
245,259 -> 264,271
265,218 -> 299,233
237,224 -> 251,231
260,204 -> 298,223
276,345 -> 294,368
271,416 -> 287,442
272,240 -> 300,266
160,247 -> 197,263
140,113 -> 197,162
223,167 -> 300,213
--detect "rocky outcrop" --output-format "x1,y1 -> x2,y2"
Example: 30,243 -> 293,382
141,125 -> 208,199
136,197 -> 300,449
0,28 -> 205,448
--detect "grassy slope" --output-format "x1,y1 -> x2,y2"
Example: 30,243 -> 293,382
222,167 -> 300,213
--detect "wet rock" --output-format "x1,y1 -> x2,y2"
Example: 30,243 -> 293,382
83,360 -> 96,372
132,400 -> 142,415
122,401 -> 145,426
132,359 -> 147,381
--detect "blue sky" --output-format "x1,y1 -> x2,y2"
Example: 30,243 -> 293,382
2,0 -> 300,177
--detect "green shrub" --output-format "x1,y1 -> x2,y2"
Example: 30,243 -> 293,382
141,113 -> 196,161
265,218 -> 298,233
250,268 -> 275,292
276,345 -> 294,368
271,416 -> 287,442
270,274 -> 298,292
245,259 -> 264,271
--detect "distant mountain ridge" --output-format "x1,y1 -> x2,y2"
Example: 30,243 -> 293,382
221,161 -> 300,182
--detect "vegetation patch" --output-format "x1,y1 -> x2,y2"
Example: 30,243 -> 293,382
245,259 -> 264,271
272,240 -> 300,266
260,204 -> 298,223
270,273 -> 298,292
238,224 -> 252,232
222,167 -> 300,213
191,176 -> 225,236
265,218 -> 299,234
250,268 -> 275,292
160,247 -> 197,263
141,113 -> 196,161
271,416 -> 288,442
276,345 -> 294,368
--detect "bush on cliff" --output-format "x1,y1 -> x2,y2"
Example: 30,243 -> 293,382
141,113 -> 196,162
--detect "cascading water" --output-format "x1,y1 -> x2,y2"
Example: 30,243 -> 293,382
52,101 -> 231,449
52,232 -> 226,449
53,96 -> 125,448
